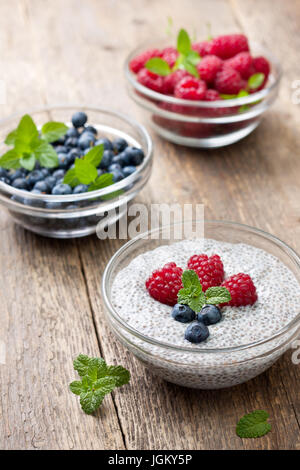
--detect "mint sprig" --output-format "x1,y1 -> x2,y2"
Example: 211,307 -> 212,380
0,114 -> 68,170
70,354 -> 130,415
236,410 -> 271,438
248,72 -> 265,90
145,58 -> 171,76
177,269 -> 231,311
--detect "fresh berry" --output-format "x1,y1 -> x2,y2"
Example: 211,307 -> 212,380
203,89 -> 221,101
124,147 -> 144,165
66,127 -> 79,138
26,170 -> 44,187
52,169 -> 66,180
214,67 -> 246,94
163,70 -> 190,94
44,175 -> 57,189
83,125 -> 97,136
95,138 -> 113,151
78,132 -> 95,150
111,169 -> 125,182
253,56 -> 270,78
33,180 -> 50,193
197,305 -> 222,325
224,52 -> 254,79
73,184 -> 88,194
122,166 -> 136,177
52,183 -> 72,195
137,68 -> 165,93
145,262 -> 183,306
99,150 -> 114,169
221,273 -> 257,307
187,254 -> 224,291
57,152 -> 70,169
184,321 -> 209,343
12,178 -> 29,190
129,48 -> 162,73
171,304 -> 196,323
210,34 -> 249,59
174,77 -> 207,100
161,47 -> 178,68
192,40 -> 213,57
65,137 -> 78,148
71,111 -> 87,128
197,55 -> 223,83
113,138 -> 128,153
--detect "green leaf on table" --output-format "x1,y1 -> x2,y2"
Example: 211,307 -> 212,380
205,286 -> 231,305
83,144 -> 104,167
70,354 -> 130,414
74,158 -> 98,184
248,73 -> 265,90
20,153 -> 36,171
145,58 -> 171,76
5,129 -> 18,146
177,28 -> 191,55
236,410 -> 271,438
34,141 -> 59,168
0,149 -> 21,169
41,121 -> 68,143
88,173 -> 114,192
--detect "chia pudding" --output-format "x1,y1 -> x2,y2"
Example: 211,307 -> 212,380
109,238 -> 300,389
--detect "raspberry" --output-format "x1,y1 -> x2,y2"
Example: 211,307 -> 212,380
214,67 -> 246,94
187,254 -> 224,291
163,70 -> 190,94
161,47 -> 178,68
197,55 -> 223,83
145,262 -> 183,306
192,40 -> 213,57
253,56 -> 270,78
210,34 -> 249,60
129,48 -> 162,74
203,89 -> 221,101
221,273 -> 257,307
174,77 -> 207,100
224,52 -> 254,79
137,68 -> 165,93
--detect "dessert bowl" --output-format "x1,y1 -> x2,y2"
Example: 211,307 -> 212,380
125,41 -> 282,148
0,105 -> 153,238
102,220 -> 300,389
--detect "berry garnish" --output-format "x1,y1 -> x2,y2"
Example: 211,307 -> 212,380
209,34 -> 249,60
197,305 -> 222,326
174,77 -> 207,100
214,67 -> 246,94
187,254 -> 224,291
197,55 -> 223,83
171,304 -> 196,323
224,52 -> 254,79
137,68 -> 165,93
221,273 -> 257,307
145,262 -> 183,306
184,321 -> 209,343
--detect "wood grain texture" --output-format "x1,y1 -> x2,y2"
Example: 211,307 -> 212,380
0,0 -> 299,450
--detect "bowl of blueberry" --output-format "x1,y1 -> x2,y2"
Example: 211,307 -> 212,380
0,106 -> 153,238
125,29 -> 281,148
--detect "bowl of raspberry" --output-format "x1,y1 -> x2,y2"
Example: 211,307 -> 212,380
125,30 -> 282,148
0,106 -> 153,238
102,220 -> 300,389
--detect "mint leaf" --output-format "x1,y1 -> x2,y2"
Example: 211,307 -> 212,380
5,129 -> 18,146
84,144 -> 104,167
182,270 -> 201,290
145,58 -> 171,76
186,50 -> 201,66
220,93 -> 237,100
20,153 -> 36,171
63,167 -> 80,187
16,114 -> 39,151
178,269 -> 206,311
34,142 -> 58,168
70,354 -> 130,415
188,294 -> 206,312
177,29 -> 191,55
74,158 -> 98,184
237,90 -> 249,97
182,58 -> 199,78
248,73 -> 265,90
88,173 -> 114,192
205,286 -> 231,305
0,149 -> 21,169
41,121 -> 68,143
236,410 -> 271,438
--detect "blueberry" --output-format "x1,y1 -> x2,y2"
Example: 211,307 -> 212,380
113,137 -> 128,153
24,191 -> 44,207
108,163 -> 122,172
53,169 -> 66,180
26,170 -> 44,187
54,145 -> 68,154
68,148 -> 81,163
58,152 -> 70,169
112,151 -> 130,167
122,166 -> 136,177
78,132 -> 95,150
65,137 -> 78,148
111,169 -> 124,182
66,127 -> 79,138
33,180 -> 50,193
95,138 -> 113,151
100,150 -> 114,169
197,305 -> 222,326
0,176 -> 10,184
0,168 -> 8,178
10,169 -> 26,182
41,168 -> 50,177
12,178 -> 29,190
171,304 -> 195,323
45,201 -> 62,210
184,321 -> 209,344
52,183 -> 72,195
125,147 -> 144,166
72,111 -> 87,128
73,184 -> 88,194
44,176 -> 57,189
83,125 -> 97,135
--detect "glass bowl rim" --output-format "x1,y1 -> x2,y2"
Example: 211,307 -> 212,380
102,219 -> 300,355
0,104 -> 153,203
124,40 -> 282,108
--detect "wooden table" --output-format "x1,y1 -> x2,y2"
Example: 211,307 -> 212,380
1,0 -> 300,450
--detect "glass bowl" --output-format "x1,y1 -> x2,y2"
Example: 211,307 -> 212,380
102,220 -> 300,389
0,105 -> 153,238
125,41 -> 282,148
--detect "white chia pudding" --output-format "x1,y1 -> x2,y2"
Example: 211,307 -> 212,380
110,239 -> 300,389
